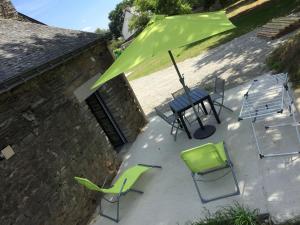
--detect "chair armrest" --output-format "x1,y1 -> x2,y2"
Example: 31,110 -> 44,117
118,178 -> 128,197
99,176 -> 114,189
138,163 -> 162,168
101,176 -> 108,188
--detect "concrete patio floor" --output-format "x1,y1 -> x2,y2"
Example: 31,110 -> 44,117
91,75 -> 300,225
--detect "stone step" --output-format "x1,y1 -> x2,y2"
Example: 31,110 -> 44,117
271,21 -> 298,26
257,33 -> 279,39
262,22 -> 291,29
272,17 -> 300,23
274,19 -> 300,25
258,27 -> 282,34
259,26 -> 281,31
257,31 -> 279,36
258,16 -> 300,39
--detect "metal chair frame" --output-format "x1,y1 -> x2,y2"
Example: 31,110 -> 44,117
210,78 -> 233,115
155,106 -> 183,141
99,164 -> 162,223
189,143 -> 240,203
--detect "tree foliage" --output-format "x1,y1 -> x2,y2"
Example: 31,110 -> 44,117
108,0 -> 134,38
155,0 -> 192,15
129,0 -> 193,32
95,28 -> 109,35
94,28 -> 112,40
108,0 -> 233,38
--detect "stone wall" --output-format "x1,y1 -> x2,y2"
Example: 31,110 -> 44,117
99,75 -> 147,142
0,0 -> 18,19
0,41 -> 145,225
0,0 -> 45,23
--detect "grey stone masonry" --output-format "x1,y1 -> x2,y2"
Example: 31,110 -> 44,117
0,0 -> 18,19
99,74 -> 147,142
0,42 -> 144,225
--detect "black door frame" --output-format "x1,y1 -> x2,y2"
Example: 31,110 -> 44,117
94,91 -> 127,144
87,90 -> 127,149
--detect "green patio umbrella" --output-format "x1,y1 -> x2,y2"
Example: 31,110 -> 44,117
93,11 -> 235,139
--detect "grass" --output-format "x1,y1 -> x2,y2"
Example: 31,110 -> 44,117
127,0 -> 300,81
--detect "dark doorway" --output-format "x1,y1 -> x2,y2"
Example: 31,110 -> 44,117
86,90 -> 127,151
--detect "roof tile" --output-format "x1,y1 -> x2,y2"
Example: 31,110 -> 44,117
0,19 -> 102,86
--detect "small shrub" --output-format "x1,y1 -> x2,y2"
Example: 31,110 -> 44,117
113,48 -> 123,58
191,203 -> 259,225
222,203 -> 259,225
267,32 -> 300,86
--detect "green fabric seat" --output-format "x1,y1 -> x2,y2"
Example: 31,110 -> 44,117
74,164 -> 161,223
180,142 -> 227,173
180,142 -> 240,203
75,165 -> 150,194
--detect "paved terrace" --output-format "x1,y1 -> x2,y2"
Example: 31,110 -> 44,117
91,75 -> 300,225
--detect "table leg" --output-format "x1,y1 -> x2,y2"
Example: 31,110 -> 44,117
208,96 -> 221,124
179,114 -> 192,139
177,118 -> 183,128
201,102 -> 208,115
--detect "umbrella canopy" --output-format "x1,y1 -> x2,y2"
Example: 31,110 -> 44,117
93,11 -> 235,88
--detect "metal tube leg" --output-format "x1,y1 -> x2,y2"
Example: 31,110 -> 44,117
208,96 -> 221,124
116,198 -> 120,223
221,104 -> 234,112
251,121 -> 264,158
99,179 -> 128,223
182,113 -> 192,127
192,167 -> 240,204
179,115 -> 192,139
99,197 -> 103,217
174,126 -> 178,141
137,164 -> 162,169
224,144 -> 240,194
99,197 -> 120,223
191,173 -> 206,203
229,162 -> 240,195
292,106 -> 300,143
220,97 -> 233,113
218,98 -> 224,115
198,103 -> 205,114
201,102 -> 208,115
130,188 -> 144,194
190,143 -> 240,203
170,123 -> 174,135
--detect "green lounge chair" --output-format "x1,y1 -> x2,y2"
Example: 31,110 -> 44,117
74,164 -> 162,222
180,141 -> 240,203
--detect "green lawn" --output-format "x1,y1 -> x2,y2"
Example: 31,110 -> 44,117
127,0 -> 300,81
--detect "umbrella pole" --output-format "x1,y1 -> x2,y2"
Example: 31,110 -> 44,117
168,51 -> 204,128
168,50 -> 216,139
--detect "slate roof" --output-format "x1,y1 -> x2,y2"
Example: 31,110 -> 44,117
0,19 -> 104,93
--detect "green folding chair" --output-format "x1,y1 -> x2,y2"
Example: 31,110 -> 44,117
74,164 -> 162,223
180,141 -> 240,203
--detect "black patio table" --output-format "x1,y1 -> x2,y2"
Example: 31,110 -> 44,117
169,88 -> 221,139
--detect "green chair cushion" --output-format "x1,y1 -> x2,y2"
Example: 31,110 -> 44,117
180,142 -> 227,173
75,165 -> 151,194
